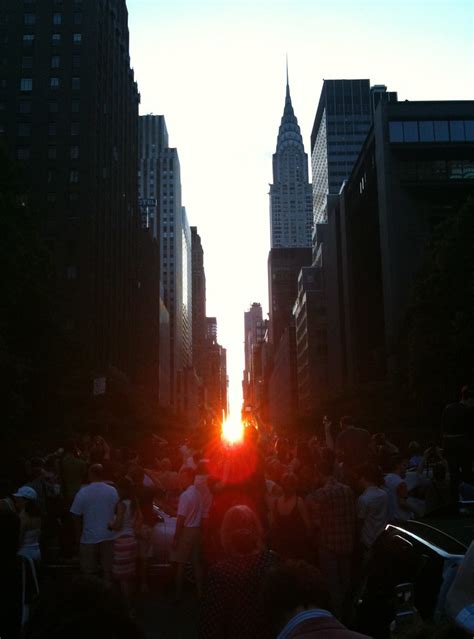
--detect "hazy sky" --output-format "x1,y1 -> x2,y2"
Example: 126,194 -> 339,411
127,0 -> 474,414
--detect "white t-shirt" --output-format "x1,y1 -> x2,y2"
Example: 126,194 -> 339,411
177,484 -> 203,528
384,473 -> 413,521
194,475 -> 212,519
357,485 -> 388,548
70,481 -> 119,544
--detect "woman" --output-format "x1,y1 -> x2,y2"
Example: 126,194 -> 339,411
200,505 -> 278,639
269,472 -> 310,560
15,486 -> 41,565
109,477 -> 138,605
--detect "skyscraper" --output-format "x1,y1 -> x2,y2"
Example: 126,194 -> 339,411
138,114 -> 189,409
269,71 -> 313,248
0,0 -> 141,389
311,80 -> 397,233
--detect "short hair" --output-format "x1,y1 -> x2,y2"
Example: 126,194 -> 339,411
220,505 -> 263,556
408,441 -> 421,454
461,385 -> 474,401
89,464 -> 103,480
263,561 -> 331,631
357,463 -> 384,487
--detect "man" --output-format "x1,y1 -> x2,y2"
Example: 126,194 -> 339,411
264,561 -> 370,639
442,385 -> 474,503
70,464 -> 118,581
356,464 -> 388,551
306,457 -> 356,620
171,467 -> 203,601
384,456 -> 413,521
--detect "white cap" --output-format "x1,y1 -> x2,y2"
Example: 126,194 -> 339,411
13,486 -> 38,500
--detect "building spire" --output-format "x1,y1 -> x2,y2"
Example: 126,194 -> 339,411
286,54 -> 290,98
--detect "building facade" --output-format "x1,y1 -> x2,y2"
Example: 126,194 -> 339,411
0,0 -> 141,396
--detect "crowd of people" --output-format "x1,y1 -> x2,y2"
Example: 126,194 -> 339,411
1,385 -> 473,639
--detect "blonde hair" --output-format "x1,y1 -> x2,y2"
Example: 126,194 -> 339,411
220,505 -> 263,556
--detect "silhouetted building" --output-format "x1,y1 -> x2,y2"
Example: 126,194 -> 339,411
268,248 -> 312,348
242,303 -> 268,418
202,318 -> 228,423
191,227 -> 206,378
293,266 -> 327,417
0,0 -> 141,398
268,326 -> 298,431
270,72 -> 312,249
337,100 -> 474,386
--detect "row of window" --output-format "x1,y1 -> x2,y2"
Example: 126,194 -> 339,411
21,55 -> 81,69
23,33 -> 82,45
24,13 -> 82,26
16,100 -> 80,113
16,146 -> 80,160
389,120 -> 474,144
20,77 -> 81,91
14,122 -> 80,135
399,159 -> 474,181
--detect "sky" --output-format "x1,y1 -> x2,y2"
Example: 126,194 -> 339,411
127,0 -> 474,415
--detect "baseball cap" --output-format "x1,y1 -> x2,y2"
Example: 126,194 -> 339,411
13,486 -> 38,500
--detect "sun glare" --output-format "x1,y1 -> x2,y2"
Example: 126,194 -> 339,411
221,415 -> 244,445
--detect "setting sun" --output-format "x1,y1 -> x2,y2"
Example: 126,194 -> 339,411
221,415 -> 245,445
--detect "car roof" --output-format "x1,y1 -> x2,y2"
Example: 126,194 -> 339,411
387,519 -> 468,557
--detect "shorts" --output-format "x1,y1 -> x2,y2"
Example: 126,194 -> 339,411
79,541 -> 113,578
170,527 -> 201,564
112,535 -> 137,579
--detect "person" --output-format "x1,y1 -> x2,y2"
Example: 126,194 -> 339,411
335,417 -> 371,469
306,456 -> 356,620
59,440 -> 88,506
423,462 -> 452,516
200,504 -> 278,639
171,467 -> 203,601
269,472 -> 310,560
384,455 -> 414,521
70,464 -> 119,581
356,464 -> 388,552
408,442 -> 423,469
15,486 -> 42,565
442,384 -> 474,504
108,477 -> 138,606
263,561 -> 371,639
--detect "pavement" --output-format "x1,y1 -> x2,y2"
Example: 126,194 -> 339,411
136,586 -> 199,639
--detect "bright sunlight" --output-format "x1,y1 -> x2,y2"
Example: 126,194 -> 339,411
221,414 -> 244,445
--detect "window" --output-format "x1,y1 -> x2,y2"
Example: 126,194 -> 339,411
465,121 -> 474,142
450,121 -> 465,142
419,120 -> 434,142
16,147 -> 30,160
73,33 -> 82,44
50,77 -> 60,89
71,77 -> 80,90
71,99 -> 80,113
69,169 -> 79,183
403,121 -> 418,142
22,34 -> 35,46
20,78 -> 33,91
48,123 -> 57,136
24,14 -> 36,25
48,101 -> 58,113
19,100 -> 32,113
72,54 -> 80,68
52,13 -> 62,25
21,56 -> 33,68
73,13 -> 82,25
70,145 -> 79,159
51,55 -> 60,68
70,122 -> 79,136
48,146 -> 57,159
389,121 -> 403,142
51,33 -> 61,45
18,123 -> 31,136
434,120 -> 449,142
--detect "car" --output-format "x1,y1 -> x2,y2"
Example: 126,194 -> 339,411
150,503 -> 176,569
356,517 -> 469,637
